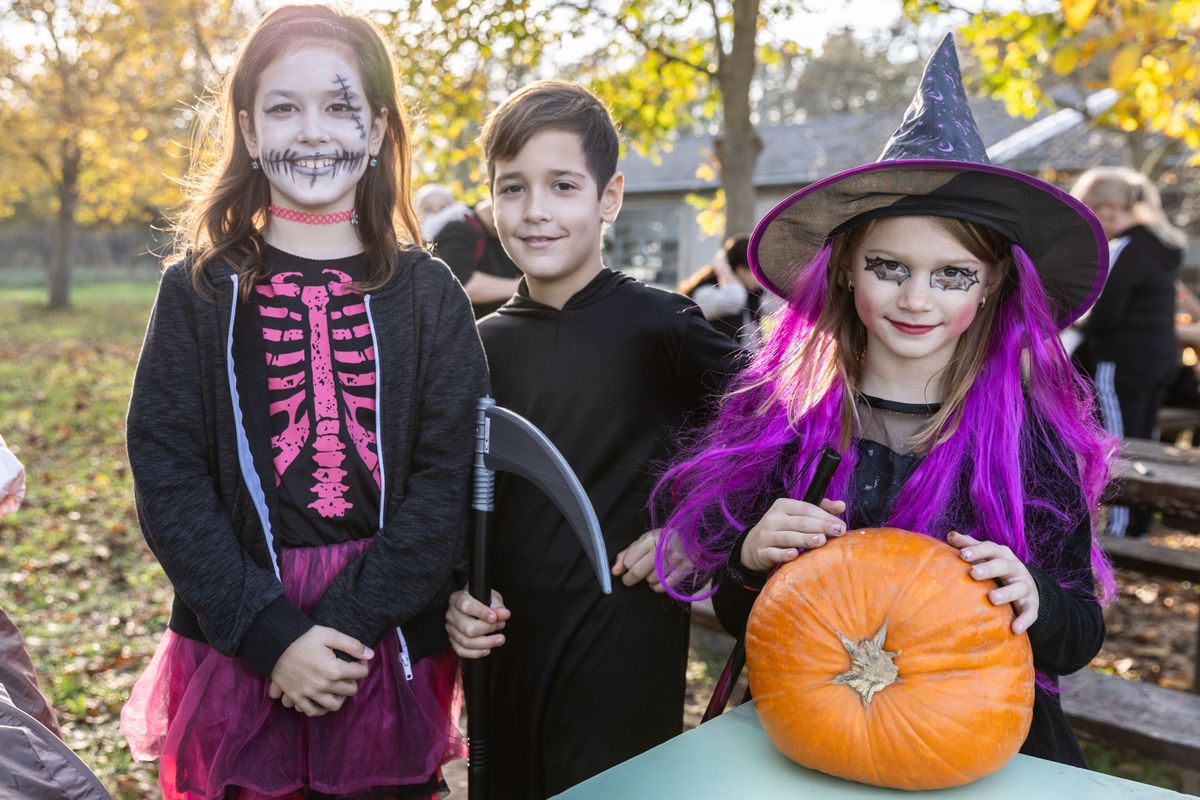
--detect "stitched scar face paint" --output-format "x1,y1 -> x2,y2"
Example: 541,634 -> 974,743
243,45 -> 380,215
849,216 -> 995,391
263,148 -> 367,186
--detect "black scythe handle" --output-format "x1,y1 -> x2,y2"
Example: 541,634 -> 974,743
701,445 -> 841,723
468,401 -> 494,800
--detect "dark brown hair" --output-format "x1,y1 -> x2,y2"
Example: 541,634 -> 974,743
177,5 -> 421,299
479,80 -> 619,197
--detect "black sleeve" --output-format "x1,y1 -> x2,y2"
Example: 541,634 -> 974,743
127,264 -> 312,674
309,265 -> 489,646
673,301 -> 744,418
432,221 -> 480,285
1021,429 -> 1106,675
1081,240 -> 1139,336
1025,517 -> 1106,675
710,535 -> 768,640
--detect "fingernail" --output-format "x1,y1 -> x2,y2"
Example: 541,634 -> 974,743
971,567 -> 982,578
496,636 -> 505,645
363,648 -> 374,659
830,524 -> 844,534
961,550 -> 973,559
814,535 -> 826,545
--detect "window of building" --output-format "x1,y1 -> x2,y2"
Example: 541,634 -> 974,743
605,205 -> 682,287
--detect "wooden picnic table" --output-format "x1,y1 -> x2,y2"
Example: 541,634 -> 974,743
553,701 -> 1193,799
1113,439 -> 1200,529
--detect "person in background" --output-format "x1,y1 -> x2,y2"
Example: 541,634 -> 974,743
1071,166 -> 1186,536
419,183 -> 521,317
678,235 -> 767,348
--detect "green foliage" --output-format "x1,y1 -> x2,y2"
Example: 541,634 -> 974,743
919,1 -> 1200,158
0,0 -> 247,225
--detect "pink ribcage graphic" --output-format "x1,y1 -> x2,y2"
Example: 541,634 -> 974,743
257,270 -> 379,519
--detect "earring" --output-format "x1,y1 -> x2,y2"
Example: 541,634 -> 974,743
251,159 -> 260,171
351,210 -> 359,225
369,156 -> 378,168
848,281 -> 854,292
979,295 -> 986,307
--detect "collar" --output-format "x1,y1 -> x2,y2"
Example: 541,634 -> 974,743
499,267 -> 633,316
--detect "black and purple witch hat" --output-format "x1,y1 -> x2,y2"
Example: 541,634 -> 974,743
749,33 -> 1107,329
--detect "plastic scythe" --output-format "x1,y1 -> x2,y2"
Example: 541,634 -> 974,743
467,396 -> 611,800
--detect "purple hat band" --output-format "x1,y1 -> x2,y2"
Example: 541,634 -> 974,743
748,158 -> 1108,330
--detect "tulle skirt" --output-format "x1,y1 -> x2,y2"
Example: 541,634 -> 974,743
121,537 -> 465,799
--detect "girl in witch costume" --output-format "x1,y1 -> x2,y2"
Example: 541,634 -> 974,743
653,34 -> 1115,767
119,6 -> 486,798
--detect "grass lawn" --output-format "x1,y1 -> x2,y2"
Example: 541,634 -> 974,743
1,281 -> 165,797
0,280 -> 1190,796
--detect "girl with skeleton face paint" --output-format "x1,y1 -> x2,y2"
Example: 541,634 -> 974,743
120,6 -> 486,798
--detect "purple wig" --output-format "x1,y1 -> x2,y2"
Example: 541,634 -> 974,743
652,237 -> 1117,608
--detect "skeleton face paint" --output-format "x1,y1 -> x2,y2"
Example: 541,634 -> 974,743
242,45 -> 382,214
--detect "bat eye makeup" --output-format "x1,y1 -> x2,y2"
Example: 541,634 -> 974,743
863,257 -> 980,291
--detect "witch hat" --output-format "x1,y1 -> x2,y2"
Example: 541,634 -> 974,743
749,33 -> 1106,328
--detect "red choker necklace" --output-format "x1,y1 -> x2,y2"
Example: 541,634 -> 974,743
268,205 -> 357,225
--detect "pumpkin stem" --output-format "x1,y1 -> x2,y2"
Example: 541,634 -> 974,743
831,623 -> 900,706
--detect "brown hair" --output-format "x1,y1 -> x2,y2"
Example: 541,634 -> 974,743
479,80 -> 619,197
176,5 -> 421,299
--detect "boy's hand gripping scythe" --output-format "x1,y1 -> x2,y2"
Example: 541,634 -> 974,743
467,396 -> 611,800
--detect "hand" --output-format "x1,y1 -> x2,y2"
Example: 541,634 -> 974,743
947,531 -> 1039,634
445,588 -> 511,659
269,626 -> 372,717
739,497 -> 847,572
612,529 -> 665,592
711,252 -> 734,282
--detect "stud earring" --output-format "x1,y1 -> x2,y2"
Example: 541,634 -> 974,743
979,295 -> 986,307
251,159 -> 260,171
351,210 -> 359,225
369,156 -> 378,168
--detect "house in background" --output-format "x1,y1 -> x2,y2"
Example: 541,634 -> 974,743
610,91 -> 1198,289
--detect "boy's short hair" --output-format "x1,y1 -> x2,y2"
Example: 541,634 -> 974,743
481,80 -> 620,198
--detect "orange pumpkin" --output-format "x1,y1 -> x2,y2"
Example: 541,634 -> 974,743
745,527 -> 1034,790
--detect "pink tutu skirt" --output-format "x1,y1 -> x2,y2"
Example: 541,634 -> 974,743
121,538 -> 465,799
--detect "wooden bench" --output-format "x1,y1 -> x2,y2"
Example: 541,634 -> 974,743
1112,438 -> 1200,531
1060,668 -> 1200,773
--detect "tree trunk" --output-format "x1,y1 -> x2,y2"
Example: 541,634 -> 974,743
717,0 -> 764,240
48,139 -> 80,310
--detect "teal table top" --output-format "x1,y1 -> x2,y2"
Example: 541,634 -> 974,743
553,702 -> 1192,799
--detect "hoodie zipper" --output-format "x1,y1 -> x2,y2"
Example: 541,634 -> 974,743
225,274 -> 282,580
364,293 -> 413,681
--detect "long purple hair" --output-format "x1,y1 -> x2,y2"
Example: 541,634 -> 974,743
652,222 -> 1117,607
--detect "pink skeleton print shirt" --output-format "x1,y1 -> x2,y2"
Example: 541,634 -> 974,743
255,260 -> 381,546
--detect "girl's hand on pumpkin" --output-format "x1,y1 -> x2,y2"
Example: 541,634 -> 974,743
445,588 -> 511,659
739,498 -> 847,572
947,531 -> 1039,635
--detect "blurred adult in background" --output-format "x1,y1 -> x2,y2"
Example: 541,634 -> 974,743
678,235 -> 765,348
416,184 -> 521,317
1071,166 -> 1186,536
